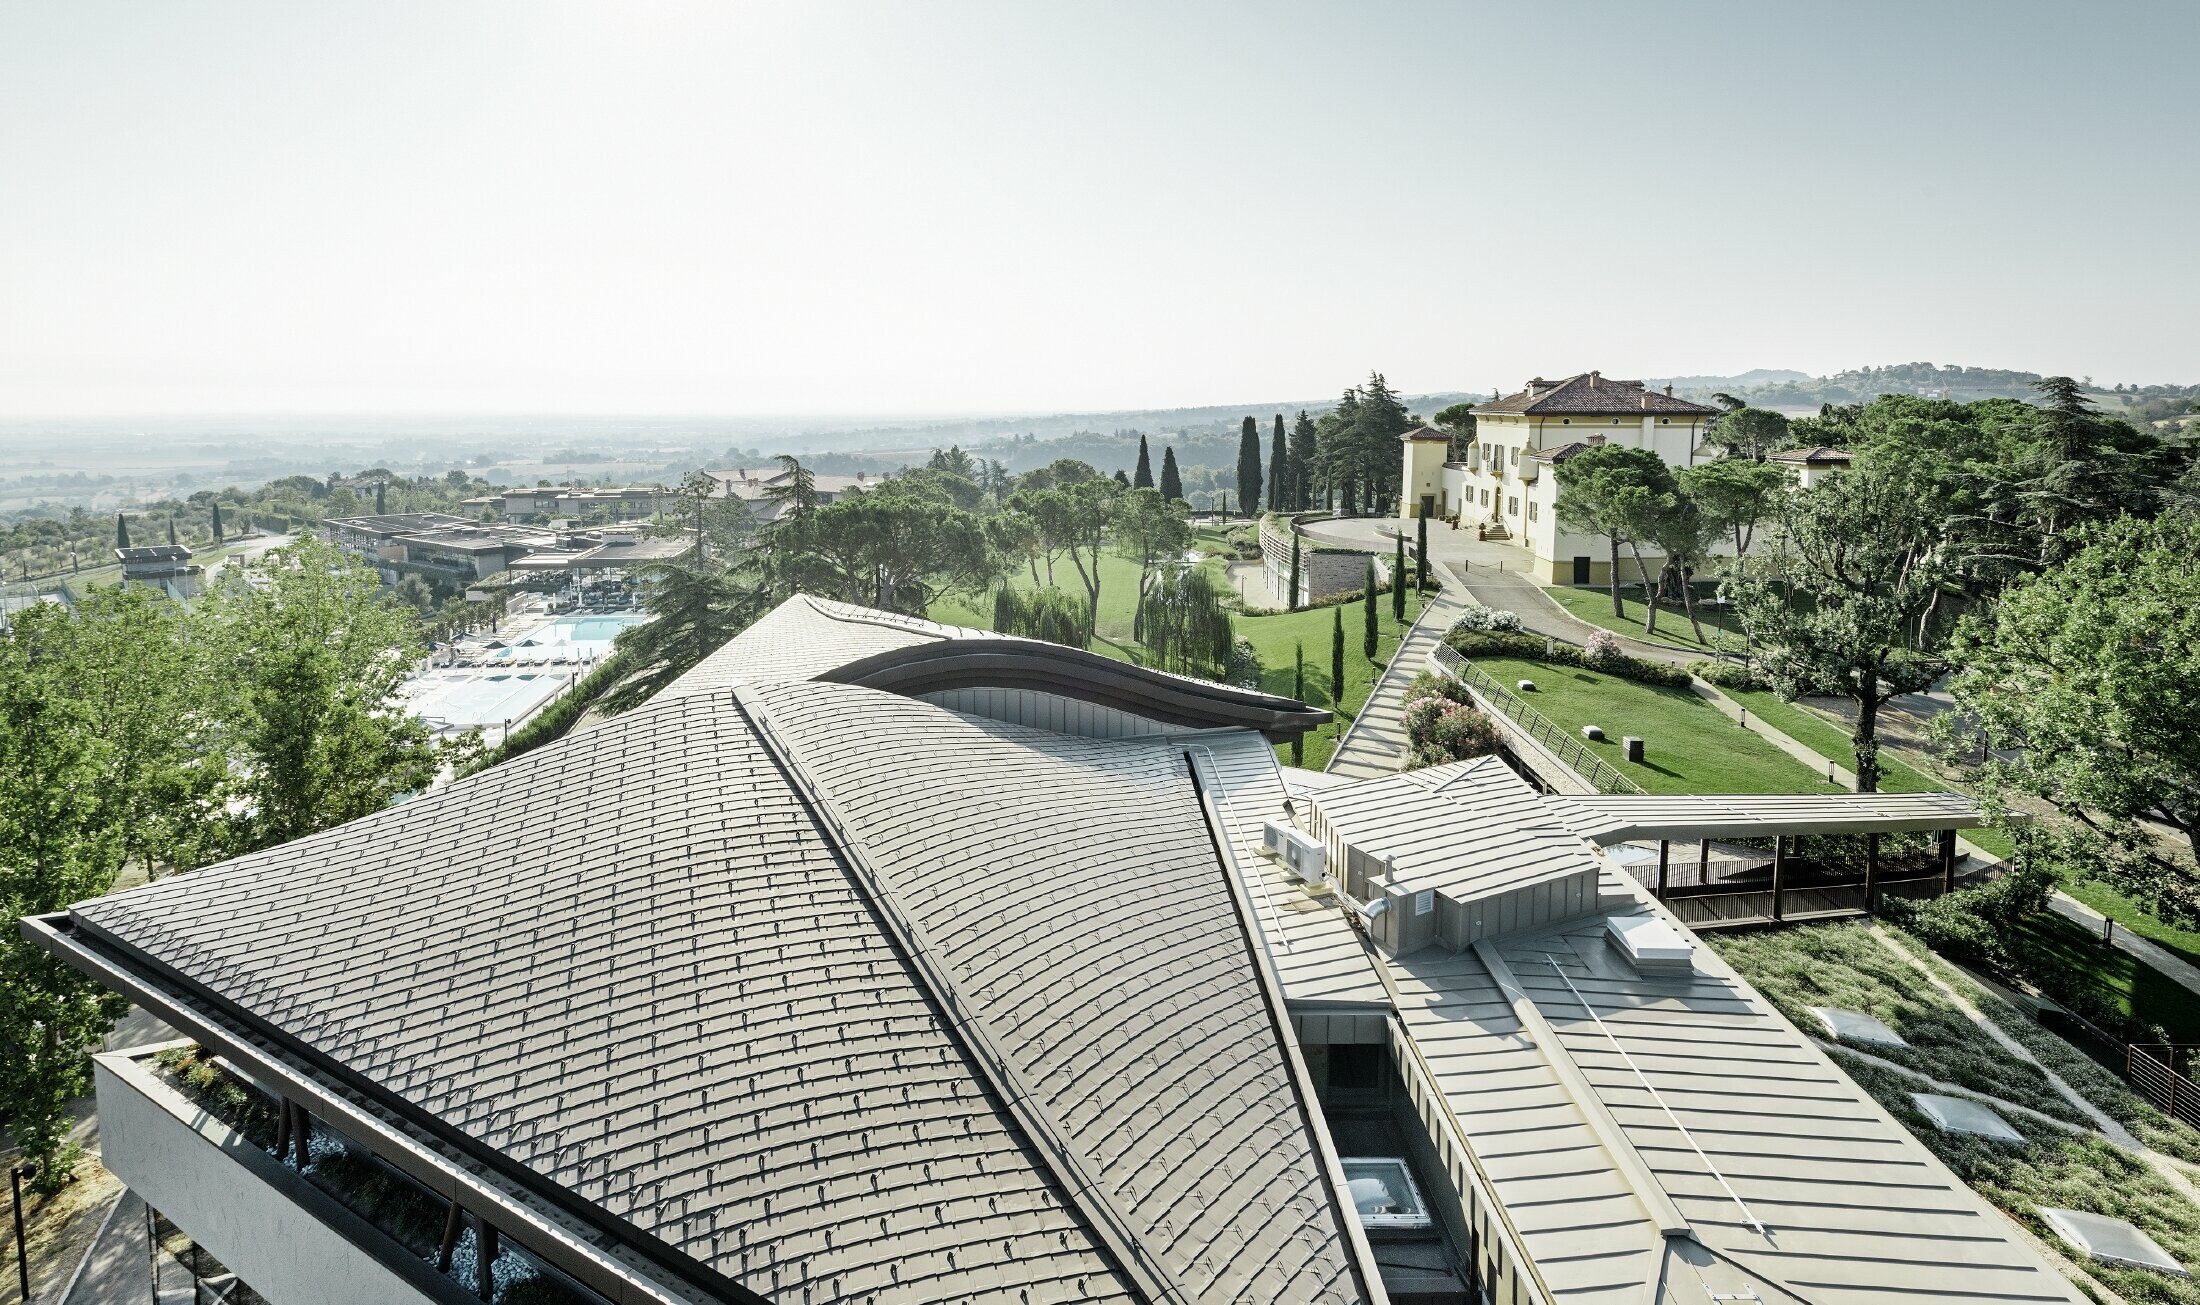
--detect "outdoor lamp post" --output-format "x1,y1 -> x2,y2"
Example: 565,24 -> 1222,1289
10,1162 -> 33,1301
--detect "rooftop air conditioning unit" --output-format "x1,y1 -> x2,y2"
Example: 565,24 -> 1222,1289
1261,820 -> 1328,885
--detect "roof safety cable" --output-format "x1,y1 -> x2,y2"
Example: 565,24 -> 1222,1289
1542,955 -> 1767,1237
1185,745 -> 1291,957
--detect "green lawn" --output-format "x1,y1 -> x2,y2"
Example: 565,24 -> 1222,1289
1466,655 -> 1835,795
1543,582 -> 1750,652
2010,910 -> 2200,1046
930,550 -> 1426,771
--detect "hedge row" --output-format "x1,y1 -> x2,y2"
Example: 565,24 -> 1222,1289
1444,628 -> 1690,688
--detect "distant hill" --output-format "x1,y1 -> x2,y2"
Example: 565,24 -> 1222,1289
1645,369 -> 1810,391
1672,363 -> 2198,415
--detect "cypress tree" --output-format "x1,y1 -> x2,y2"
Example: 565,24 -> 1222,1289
115,514 -> 129,549
1290,643 -> 1306,766
1363,559 -> 1379,658
1330,606 -> 1345,716
1416,513 -> 1430,590
1286,535 -> 1301,611
1159,447 -> 1183,502
1266,414 -> 1286,510
1288,411 -> 1318,511
211,501 -> 225,544
1132,435 -> 1154,490
1392,535 -> 1406,622
167,516 -> 178,547
375,480 -> 387,515
1237,416 -> 1262,517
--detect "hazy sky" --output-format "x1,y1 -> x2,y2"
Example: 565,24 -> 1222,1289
3,1 -> 2195,417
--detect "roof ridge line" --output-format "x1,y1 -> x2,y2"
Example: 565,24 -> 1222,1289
731,684 -> 1185,1305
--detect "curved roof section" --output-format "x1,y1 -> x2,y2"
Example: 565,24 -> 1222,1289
69,687 -> 1146,1304
749,683 -> 1372,1305
671,595 -> 1330,739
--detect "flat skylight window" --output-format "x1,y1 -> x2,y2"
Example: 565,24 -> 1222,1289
1339,1157 -> 1432,1231
1809,1006 -> 1907,1048
1911,1093 -> 2024,1143
2040,1208 -> 2189,1277
1605,915 -> 1694,973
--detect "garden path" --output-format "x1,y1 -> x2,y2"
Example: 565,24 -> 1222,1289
1325,565 -> 1469,779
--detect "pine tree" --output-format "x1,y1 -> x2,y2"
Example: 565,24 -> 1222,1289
211,502 -> 225,545
1363,559 -> 1379,658
1237,416 -> 1262,517
1286,535 -> 1301,611
1392,535 -> 1406,622
1416,513 -> 1430,589
1133,435 -> 1154,490
115,514 -> 129,549
1267,415 -> 1286,510
1113,469 -> 1130,487
1159,447 -> 1183,502
1330,606 -> 1345,716
1290,643 -> 1306,766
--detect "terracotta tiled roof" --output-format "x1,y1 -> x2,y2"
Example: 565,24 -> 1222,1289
1399,423 -> 1450,442
1472,372 -> 1720,417
1523,441 -> 1591,462
1769,445 -> 1854,464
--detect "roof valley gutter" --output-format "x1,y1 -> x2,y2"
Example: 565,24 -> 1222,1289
729,685 -> 1185,1305
1182,749 -> 1389,1305
22,912 -> 753,1305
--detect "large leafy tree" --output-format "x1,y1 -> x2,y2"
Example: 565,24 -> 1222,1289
194,537 -> 459,852
1433,401 -> 1478,464
1554,444 -> 1672,615
1237,416 -> 1263,517
1111,487 -> 1192,642
602,551 -> 765,712
1014,478 -> 1119,633
1706,407 -> 1792,461
1943,514 -> 2200,923
1680,458 -> 1790,562
0,626 -> 130,1186
1730,459 -> 1951,791
771,480 -> 999,616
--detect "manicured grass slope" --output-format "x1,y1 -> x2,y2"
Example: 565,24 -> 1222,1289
1543,582 -> 1749,651
1466,655 -> 1833,795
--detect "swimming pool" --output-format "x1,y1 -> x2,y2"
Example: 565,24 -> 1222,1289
406,671 -> 566,729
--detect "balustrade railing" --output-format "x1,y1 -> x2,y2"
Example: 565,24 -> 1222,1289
1431,643 -> 1645,795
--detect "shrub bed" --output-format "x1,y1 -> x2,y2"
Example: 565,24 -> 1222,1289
1688,658 -> 1769,691
1444,628 -> 1690,688
1401,673 -> 1502,769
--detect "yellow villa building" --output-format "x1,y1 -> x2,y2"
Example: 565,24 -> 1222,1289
1402,371 -> 1722,584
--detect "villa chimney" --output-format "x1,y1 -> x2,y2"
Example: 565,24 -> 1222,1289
1641,393 -> 1651,409
1587,434 -> 1607,446
1589,370 -> 1601,388
1664,383 -> 1674,397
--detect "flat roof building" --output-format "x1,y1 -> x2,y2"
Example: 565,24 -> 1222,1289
30,597 -> 2089,1305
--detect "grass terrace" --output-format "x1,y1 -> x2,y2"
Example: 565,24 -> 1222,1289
1543,582 -> 1749,652
1465,655 -> 1834,795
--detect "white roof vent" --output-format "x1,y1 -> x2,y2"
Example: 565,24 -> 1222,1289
1604,915 -> 1694,975
1911,1093 -> 2023,1143
1809,1006 -> 1907,1048
2040,1208 -> 2188,1277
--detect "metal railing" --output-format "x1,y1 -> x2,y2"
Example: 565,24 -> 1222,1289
2129,1045 -> 2200,1128
1431,643 -> 1645,795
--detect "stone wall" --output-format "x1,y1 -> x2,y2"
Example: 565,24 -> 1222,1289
1258,515 -> 1379,607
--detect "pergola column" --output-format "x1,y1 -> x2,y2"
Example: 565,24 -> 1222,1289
1770,835 -> 1787,923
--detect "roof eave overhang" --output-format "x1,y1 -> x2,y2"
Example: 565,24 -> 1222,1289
19,911 -> 757,1305
820,641 -> 1332,741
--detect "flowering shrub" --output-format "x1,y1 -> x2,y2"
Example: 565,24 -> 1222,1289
1583,629 -> 1624,667
1448,605 -> 1523,635
1401,673 -> 1503,769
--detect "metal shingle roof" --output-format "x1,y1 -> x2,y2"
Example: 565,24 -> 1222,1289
751,686 -> 1374,1305
70,687 -> 1145,1304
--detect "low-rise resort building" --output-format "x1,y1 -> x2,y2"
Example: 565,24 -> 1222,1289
31,596 -> 2096,1305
